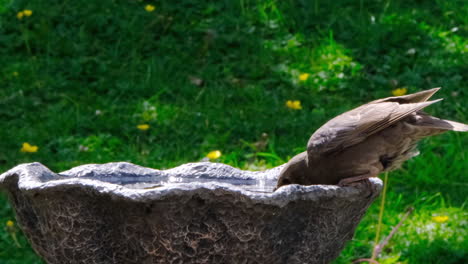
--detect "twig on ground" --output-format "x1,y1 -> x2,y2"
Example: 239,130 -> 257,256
372,207 -> 415,258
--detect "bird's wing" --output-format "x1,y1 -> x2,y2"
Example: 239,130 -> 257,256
370,87 -> 440,104
307,99 -> 442,156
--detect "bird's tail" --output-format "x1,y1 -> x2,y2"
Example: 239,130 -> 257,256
416,114 -> 468,132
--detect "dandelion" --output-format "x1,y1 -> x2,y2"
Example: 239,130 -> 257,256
23,10 -> 32,16
17,11 -> 24,19
392,88 -> 407,96
286,100 -> 302,110
145,5 -> 155,12
137,124 -> 150,131
206,150 -> 222,160
5,220 -> 21,248
432,215 -> 449,223
6,220 -> 14,228
12,72 -> 19,77
299,73 -> 310,81
20,142 -> 38,153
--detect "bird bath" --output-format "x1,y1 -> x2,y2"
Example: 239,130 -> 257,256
0,162 -> 382,264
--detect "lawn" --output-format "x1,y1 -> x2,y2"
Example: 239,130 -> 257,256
0,0 -> 467,263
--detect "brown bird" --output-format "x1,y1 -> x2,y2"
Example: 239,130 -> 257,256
276,88 -> 468,189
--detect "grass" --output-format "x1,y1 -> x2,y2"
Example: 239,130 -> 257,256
0,0 -> 467,263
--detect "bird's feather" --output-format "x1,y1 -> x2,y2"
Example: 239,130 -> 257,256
370,87 -> 440,104
307,97 -> 443,156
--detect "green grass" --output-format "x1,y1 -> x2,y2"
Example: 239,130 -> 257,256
0,0 -> 467,263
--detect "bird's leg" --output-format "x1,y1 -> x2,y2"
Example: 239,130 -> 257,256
338,173 -> 377,198
337,174 -> 376,187
338,166 -> 381,188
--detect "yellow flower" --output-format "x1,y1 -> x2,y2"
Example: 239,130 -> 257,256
23,10 -> 32,16
145,4 -> 155,12
432,215 -> 449,223
6,220 -> 14,228
20,142 -> 38,153
206,150 -> 222,160
17,11 -> 24,19
12,72 -> 19,77
137,124 -> 150,131
286,100 -> 302,110
392,87 -> 407,96
299,73 -> 310,81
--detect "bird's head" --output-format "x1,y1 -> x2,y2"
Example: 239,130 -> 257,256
275,152 -> 309,190
276,171 -> 294,189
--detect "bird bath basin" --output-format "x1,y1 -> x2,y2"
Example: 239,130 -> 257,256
0,162 -> 382,264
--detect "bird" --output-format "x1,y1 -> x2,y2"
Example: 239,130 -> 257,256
276,88 -> 468,189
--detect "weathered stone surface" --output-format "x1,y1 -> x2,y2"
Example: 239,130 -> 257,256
0,162 -> 382,264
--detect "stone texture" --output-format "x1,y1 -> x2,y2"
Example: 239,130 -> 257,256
0,162 -> 382,264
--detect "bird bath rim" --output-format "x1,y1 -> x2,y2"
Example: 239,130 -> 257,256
0,162 -> 382,208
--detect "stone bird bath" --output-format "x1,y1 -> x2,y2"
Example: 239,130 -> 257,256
0,162 -> 382,264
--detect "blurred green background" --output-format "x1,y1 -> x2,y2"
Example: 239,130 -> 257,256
0,0 -> 467,263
